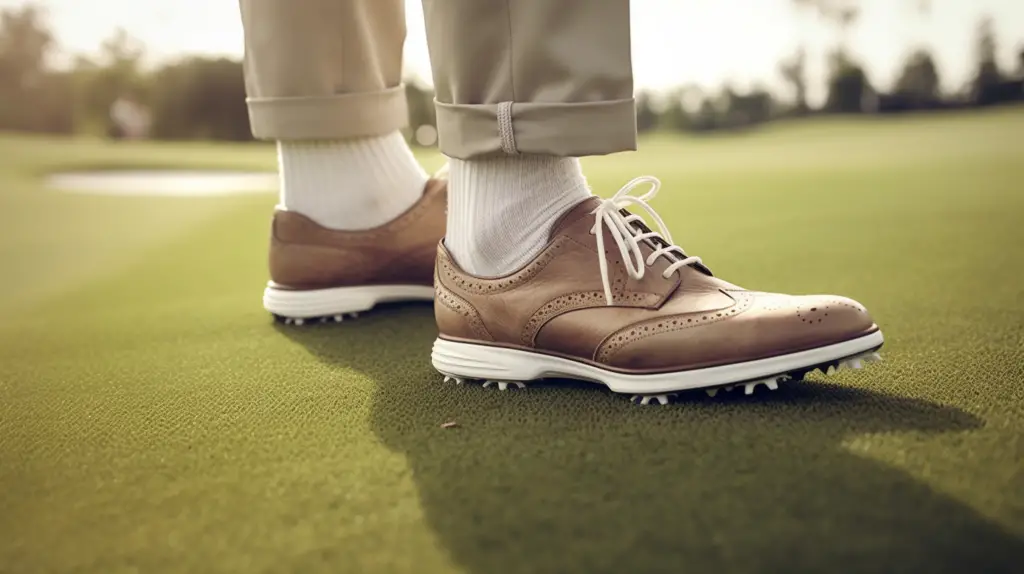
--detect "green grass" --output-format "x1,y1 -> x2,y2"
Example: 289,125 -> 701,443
1,109 -> 1022,573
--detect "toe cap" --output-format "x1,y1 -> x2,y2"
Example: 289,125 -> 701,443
787,294 -> 875,337
754,292 -> 876,338
599,291 -> 878,372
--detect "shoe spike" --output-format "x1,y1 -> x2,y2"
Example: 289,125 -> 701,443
482,380 -> 526,391
630,393 -> 676,406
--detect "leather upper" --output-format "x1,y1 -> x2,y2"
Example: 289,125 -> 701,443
269,179 -> 447,290
435,197 -> 878,373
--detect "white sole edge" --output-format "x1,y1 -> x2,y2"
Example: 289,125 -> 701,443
432,330 -> 884,396
263,283 -> 434,319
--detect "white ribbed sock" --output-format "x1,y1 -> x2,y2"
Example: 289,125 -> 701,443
276,131 -> 428,230
446,155 -> 593,277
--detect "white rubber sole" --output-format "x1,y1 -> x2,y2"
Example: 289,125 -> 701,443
432,330 -> 884,400
263,283 -> 434,320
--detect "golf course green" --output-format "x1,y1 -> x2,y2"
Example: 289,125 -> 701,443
1,108 -> 1022,573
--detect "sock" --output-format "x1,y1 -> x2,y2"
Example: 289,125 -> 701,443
276,131 -> 428,230
446,155 -> 592,277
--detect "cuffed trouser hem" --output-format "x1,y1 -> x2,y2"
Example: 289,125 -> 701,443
434,98 -> 637,159
247,85 -> 409,141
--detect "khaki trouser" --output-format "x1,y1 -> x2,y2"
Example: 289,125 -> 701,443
239,0 -> 636,158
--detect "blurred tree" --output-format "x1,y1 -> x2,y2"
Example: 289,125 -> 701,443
1015,47 -> 1024,100
779,47 -> 810,115
970,16 -> 1003,106
793,0 -> 928,33
0,3 -> 72,132
0,4 -> 51,90
825,49 -> 874,113
404,79 -> 436,145
635,91 -> 659,133
745,85 -> 776,125
149,57 -> 251,141
792,0 -> 859,50
713,84 -> 737,127
73,28 -> 147,135
713,84 -> 774,130
660,88 -> 691,132
689,98 -> 719,133
406,84 -> 433,123
893,48 -> 941,109
792,0 -> 928,114
793,0 -> 865,114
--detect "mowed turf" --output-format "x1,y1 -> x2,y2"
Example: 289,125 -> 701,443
1,109 -> 1022,573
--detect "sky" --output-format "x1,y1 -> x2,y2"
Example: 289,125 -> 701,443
4,0 -> 1023,104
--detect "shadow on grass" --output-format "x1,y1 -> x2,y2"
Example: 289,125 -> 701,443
277,305 -> 1023,574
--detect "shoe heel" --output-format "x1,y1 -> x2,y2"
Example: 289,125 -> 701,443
263,283 -> 434,319
431,338 -> 541,382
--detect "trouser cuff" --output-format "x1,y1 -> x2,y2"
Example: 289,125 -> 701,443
247,85 -> 408,140
434,98 -> 637,159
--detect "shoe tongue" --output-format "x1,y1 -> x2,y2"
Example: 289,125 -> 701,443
547,196 -> 604,241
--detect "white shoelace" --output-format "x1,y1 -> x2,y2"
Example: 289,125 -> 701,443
590,176 -> 702,305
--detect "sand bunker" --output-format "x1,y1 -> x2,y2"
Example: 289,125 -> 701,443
46,170 -> 278,197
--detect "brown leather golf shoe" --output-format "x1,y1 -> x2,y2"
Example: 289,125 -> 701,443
431,176 -> 883,404
263,178 -> 447,324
